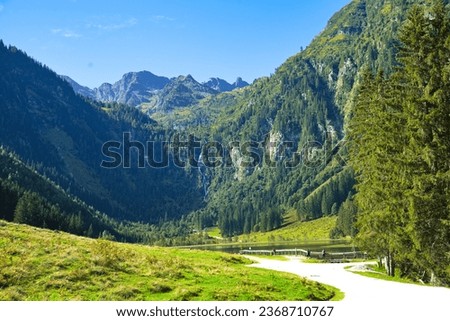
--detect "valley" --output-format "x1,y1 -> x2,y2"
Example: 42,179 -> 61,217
0,0 -> 449,303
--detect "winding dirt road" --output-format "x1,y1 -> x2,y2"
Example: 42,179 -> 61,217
247,256 -> 450,321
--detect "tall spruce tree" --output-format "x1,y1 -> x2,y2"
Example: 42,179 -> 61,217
14,192 -> 44,226
396,1 -> 450,283
350,1 -> 450,283
349,70 -> 407,276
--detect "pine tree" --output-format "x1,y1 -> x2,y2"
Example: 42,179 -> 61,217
14,192 -> 44,226
87,224 -> 94,238
350,1 -> 450,283
349,70 -> 407,276
331,203 -> 338,215
395,1 -> 450,283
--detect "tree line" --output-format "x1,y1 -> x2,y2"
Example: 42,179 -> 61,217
349,1 -> 450,284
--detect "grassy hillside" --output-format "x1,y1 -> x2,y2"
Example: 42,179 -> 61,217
206,210 -> 337,243
240,216 -> 338,243
206,215 -> 338,243
236,215 -> 338,243
0,221 -> 341,301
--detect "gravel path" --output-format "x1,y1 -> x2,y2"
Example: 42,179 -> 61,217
247,256 -> 450,320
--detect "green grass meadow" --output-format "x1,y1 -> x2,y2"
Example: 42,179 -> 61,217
0,220 -> 342,301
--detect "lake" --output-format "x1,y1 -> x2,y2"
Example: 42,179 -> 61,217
181,239 -> 356,254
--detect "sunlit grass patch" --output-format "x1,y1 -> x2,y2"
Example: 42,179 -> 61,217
0,220 -> 342,301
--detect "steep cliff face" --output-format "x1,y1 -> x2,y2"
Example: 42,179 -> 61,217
191,0 -> 423,236
300,0 -> 418,115
99,71 -> 170,106
62,71 -> 170,106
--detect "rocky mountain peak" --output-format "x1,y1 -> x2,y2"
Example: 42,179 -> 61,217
63,71 -> 249,109
232,77 -> 249,89
203,77 -> 249,92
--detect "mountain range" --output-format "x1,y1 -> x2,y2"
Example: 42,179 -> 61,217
0,0 -> 433,242
62,72 -> 249,109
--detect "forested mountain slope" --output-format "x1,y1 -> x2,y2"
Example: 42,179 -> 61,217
0,42 -> 203,224
190,0 -> 425,236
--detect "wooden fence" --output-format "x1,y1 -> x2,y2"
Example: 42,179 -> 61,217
240,248 -> 366,261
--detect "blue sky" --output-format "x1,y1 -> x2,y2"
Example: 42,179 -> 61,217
0,0 -> 350,88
